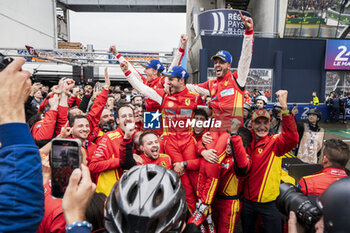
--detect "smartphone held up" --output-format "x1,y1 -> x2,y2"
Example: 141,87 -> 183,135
50,138 -> 82,198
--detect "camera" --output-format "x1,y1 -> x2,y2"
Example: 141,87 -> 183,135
272,107 -> 281,117
0,53 -> 14,72
276,183 -> 322,230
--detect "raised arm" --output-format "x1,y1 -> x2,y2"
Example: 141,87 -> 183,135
273,90 -> 299,156
168,34 -> 187,71
236,11 -> 254,88
109,45 -> 145,83
120,61 -> 164,105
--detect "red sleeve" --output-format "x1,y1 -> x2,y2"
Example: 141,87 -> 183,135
87,88 -> 109,133
177,47 -> 185,66
230,135 -> 251,169
32,110 -> 58,141
68,96 -> 82,108
88,135 -> 120,174
49,214 -> 66,233
196,80 -> 211,91
186,158 -> 200,170
274,114 -> 299,157
298,178 -> 308,195
119,138 -> 132,165
55,106 -> 68,136
196,139 -> 206,156
116,53 -> 147,83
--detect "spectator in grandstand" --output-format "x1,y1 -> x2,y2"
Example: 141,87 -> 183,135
296,108 -> 325,164
297,139 -> 349,196
89,104 -> 136,196
255,95 -> 268,110
310,91 -> 319,105
229,90 -> 299,233
0,57 -> 44,232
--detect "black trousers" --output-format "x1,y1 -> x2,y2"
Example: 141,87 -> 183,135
241,198 -> 282,233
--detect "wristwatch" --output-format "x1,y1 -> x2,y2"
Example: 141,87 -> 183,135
230,132 -> 239,136
183,161 -> 187,169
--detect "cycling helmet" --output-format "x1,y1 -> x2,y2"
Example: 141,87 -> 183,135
317,177 -> 350,233
307,108 -> 321,119
255,95 -> 268,104
273,102 -> 282,108
244,103 -> 251,111
105,164 -> 187,233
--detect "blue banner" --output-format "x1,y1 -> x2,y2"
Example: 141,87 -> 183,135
266,104 -> 350,121
198,9 -> 251,35
325,39 -> 350,70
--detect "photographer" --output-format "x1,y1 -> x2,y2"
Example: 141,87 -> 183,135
269,102 -> 283,134
297,139 -> 349,196
288,176 -> 350,233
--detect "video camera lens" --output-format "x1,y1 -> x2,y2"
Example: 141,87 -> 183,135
276,183 -> 322,230
0,53 -> 14,72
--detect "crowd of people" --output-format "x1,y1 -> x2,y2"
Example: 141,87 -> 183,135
287,0 -> 336,11
1,11 -> 350,233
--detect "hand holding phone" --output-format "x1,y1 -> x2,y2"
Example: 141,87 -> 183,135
50,138 -> 82,198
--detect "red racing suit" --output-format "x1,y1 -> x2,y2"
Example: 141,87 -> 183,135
87,88 -> 109,142
138,153 -> 172,169
297,167 -> 348,196
89,127 -> 129,196
124,68 -> 204,213
187,30 -> 254,207
31,109 -> 57,142
37,183 -> 66,233
116,47 -> 185,112
230,114 -> 299,203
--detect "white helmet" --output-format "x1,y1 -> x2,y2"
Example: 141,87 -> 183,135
256,95 -> 268,104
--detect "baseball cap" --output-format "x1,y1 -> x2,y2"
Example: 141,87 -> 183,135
163,66 -> 189,81
141,59 -> 165,73
211,50 -> 232,64
251,109 -> 271,121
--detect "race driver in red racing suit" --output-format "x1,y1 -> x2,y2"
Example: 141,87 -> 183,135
120,62 -> 204,214
187,12 -> 255,228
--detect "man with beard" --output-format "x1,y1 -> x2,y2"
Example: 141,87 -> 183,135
120,62 -> 204,214
120,131 -> 172,169
184,12 -> 254,227
89,104 -> 136,196
109,34 -> 187,112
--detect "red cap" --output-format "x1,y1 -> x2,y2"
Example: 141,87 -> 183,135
251,109 -> 271,121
